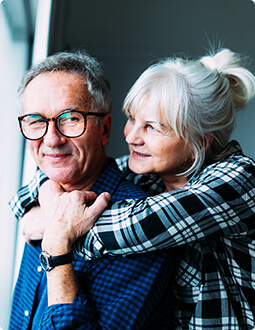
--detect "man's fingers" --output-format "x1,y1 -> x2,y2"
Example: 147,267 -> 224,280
39,180 -> 64,205
43,180 -> 65,194
80,191 -> 98,205
76,192 -> 111,236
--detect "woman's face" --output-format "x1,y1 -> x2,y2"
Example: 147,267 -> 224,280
124,103 -> 193,188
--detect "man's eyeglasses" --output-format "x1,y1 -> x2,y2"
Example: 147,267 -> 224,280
18,110 -> 106,140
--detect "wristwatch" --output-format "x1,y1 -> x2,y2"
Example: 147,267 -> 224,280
39,250 -> 75,271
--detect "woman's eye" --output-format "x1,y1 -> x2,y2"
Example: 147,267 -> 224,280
147,125 -> 159,133
128,114 -> 135,123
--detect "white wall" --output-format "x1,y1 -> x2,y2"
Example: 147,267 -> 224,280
0,1 -> 52,328
0,3 -> 28,329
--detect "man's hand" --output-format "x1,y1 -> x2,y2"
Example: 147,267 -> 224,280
35,181 -> 110,306
39,181 -> 111,255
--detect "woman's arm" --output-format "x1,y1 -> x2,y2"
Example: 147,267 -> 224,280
76,153 -> 255,259
9,168 -> 48,220
9,153 -> 255,259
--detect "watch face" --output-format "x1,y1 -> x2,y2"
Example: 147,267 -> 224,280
39,251 -> 52,271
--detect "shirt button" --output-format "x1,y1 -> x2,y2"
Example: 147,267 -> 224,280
37,266 -> 42,272
24,310 -> 29,317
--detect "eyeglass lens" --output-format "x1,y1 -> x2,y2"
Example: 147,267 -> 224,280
21,111 -> 86,140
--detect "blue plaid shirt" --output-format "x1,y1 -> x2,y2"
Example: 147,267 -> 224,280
9,158 -> 174,329
10,142 -> 255,329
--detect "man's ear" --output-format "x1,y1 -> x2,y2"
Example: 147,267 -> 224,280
101,113 -> 112,146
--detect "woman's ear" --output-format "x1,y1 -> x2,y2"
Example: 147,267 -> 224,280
204,135 -> 213,152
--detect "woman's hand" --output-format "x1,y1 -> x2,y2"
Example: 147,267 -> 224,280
21,206 -> 44,246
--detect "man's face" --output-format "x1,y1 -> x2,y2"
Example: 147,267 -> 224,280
23,71 -> 111,191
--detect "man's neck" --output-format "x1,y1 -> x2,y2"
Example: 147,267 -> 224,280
60,155 -> 108,192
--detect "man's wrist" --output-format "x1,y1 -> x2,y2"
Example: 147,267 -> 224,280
42,232 -> 73,255
40,250 -> 75,271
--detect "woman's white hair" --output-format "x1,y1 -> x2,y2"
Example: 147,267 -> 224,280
123,48 -> 255,176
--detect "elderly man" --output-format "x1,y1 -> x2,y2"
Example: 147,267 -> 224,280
9,51 -> 174,329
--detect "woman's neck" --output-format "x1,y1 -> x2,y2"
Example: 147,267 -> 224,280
163,175 -> 188,191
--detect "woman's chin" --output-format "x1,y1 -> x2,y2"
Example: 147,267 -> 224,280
128,159 -> 150,175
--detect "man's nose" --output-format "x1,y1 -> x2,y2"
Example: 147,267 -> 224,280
43,122 -> 66,147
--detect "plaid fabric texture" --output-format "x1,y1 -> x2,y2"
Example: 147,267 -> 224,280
9,158 -> 174,329
90,143 -> 255,329
9,168 -> 48,220
10,142 -> 255,329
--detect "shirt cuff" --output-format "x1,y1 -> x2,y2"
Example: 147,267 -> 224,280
75,229 -> 106,260
38,289 -> 98,329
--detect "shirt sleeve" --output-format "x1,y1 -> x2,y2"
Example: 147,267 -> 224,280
38,290 -> 99,330
81,154 -> 255,259
9,168 -> 48,220
38,250 -> 173,329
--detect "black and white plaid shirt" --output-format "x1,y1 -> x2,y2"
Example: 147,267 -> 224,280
10,141 -> 255,329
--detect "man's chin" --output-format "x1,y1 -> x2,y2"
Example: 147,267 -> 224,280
41,168 -> 74,185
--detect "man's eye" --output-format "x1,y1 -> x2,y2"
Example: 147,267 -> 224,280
62,116 -> 79,123
60,113 -> 81,124
28,118 -> 45,126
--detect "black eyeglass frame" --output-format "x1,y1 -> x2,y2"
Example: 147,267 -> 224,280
18,110 -> 107,140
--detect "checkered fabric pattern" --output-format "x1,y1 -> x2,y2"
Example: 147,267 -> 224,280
9,168 -> 48,220
9,158 -> 174,329
10,142 -> 255,329
88,142 -> 255,329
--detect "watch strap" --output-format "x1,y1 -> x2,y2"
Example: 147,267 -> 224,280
40,250 -> 75,271
50,251 -> 75,267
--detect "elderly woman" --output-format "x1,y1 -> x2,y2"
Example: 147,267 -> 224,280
12,48 -> 255,329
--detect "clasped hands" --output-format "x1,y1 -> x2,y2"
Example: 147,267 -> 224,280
21,181 -> 111,255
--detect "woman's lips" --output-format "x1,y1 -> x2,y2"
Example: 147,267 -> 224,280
132,150 -> 150,159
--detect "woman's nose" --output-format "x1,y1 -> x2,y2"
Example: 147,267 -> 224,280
125,122 -> 144,145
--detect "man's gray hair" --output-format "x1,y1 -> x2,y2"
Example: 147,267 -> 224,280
18,50 -> 112,115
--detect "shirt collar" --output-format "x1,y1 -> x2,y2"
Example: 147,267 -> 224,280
89,157 -> 122,197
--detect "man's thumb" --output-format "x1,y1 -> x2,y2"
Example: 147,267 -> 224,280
86,192 -> 111,223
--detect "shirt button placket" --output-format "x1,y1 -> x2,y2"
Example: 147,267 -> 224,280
24,265 -> 42,322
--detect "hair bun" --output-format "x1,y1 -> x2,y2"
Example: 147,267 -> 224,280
200,49 -> 242,74
200,55 -> 219,72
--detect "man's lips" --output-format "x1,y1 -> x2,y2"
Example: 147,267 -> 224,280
44,153 -> 71,160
